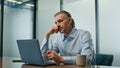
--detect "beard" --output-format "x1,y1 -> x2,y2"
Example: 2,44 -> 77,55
59,29 -> 64,33
60,31 -> 64,33
59,28 -> 66,33
58,27 -> 64,33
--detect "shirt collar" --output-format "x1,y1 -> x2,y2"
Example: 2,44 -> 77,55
68,28 -> 77,38
61,28 -> 77,41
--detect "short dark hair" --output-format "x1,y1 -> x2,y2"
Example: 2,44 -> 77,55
54,10 -> 71,18
54,10 -> 75,27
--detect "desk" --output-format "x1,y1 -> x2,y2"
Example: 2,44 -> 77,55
1,57 -> 120,68
22,64 -> 93,68
22,64 -> 120,68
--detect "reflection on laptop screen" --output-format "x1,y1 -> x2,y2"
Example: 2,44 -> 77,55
17,39 -> 56,66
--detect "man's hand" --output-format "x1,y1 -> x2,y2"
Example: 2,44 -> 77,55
46,25 -> 59,39
46,50 -> 64,63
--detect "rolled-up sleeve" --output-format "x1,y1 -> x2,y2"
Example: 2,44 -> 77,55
62,56 -> 76,64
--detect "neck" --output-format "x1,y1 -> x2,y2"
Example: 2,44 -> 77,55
64,27 -> 73,37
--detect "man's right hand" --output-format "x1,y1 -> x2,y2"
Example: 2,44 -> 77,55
46,50 -> 64,63
46,25 -> 59,39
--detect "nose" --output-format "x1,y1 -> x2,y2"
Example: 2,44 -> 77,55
57,25 -> 60,31
56,22 -> 60,26
55,22 -> 60,30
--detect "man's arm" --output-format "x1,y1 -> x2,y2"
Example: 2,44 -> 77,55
41,25 -> 59,53
61,31 -> 94,64
41,38 -> 49,54
80,31 -> 94,64
81,31 -> 94,55
62,56 -> 76,64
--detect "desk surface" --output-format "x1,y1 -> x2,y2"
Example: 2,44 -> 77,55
1,57 -> 120,68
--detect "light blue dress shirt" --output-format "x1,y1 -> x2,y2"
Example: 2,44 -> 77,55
41,28 -> 94,64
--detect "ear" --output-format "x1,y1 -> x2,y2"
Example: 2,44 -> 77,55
68,18 -> 72,25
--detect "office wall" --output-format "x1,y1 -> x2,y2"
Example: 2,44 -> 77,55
99,0 -> 120,66
63,0 -> 96,51
36,0 -> 60,43
3,6 -> 33,57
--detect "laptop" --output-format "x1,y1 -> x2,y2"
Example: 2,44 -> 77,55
17,39 -> 56,66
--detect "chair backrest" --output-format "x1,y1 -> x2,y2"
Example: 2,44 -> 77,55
92,54 -> 114,66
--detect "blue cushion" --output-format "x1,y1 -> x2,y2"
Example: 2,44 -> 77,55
92,54 -> 113,66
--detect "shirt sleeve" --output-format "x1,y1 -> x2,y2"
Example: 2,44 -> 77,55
81,31 -> 93,55
80,31 -> 94,64
41,38 -> 77,64
62,56 -> 76,64
41,38 -> 60,54
41,38 -> 49,53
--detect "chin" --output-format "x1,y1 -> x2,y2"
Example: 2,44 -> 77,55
60,30 -> 64,33
60,32 -> 63,33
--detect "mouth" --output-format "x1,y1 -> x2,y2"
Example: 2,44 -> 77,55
58,27 -> 62,31
58,27 -> 64,33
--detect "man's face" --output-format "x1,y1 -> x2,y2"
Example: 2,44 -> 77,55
55,14 -> 71,33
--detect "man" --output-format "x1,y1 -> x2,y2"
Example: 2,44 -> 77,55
41,10 -> 94,64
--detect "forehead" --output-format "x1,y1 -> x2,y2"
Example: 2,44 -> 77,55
55,14 -> 68,20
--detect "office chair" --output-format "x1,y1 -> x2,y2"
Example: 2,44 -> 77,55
92,54 -> 114,66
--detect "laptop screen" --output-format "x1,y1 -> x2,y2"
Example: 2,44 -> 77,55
17,39 -> 45,65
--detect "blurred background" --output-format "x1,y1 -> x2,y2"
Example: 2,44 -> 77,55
0,0 -> 120,66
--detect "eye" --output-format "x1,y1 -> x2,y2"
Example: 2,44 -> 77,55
55,19 -> 63,24
58,19 -> 63,23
